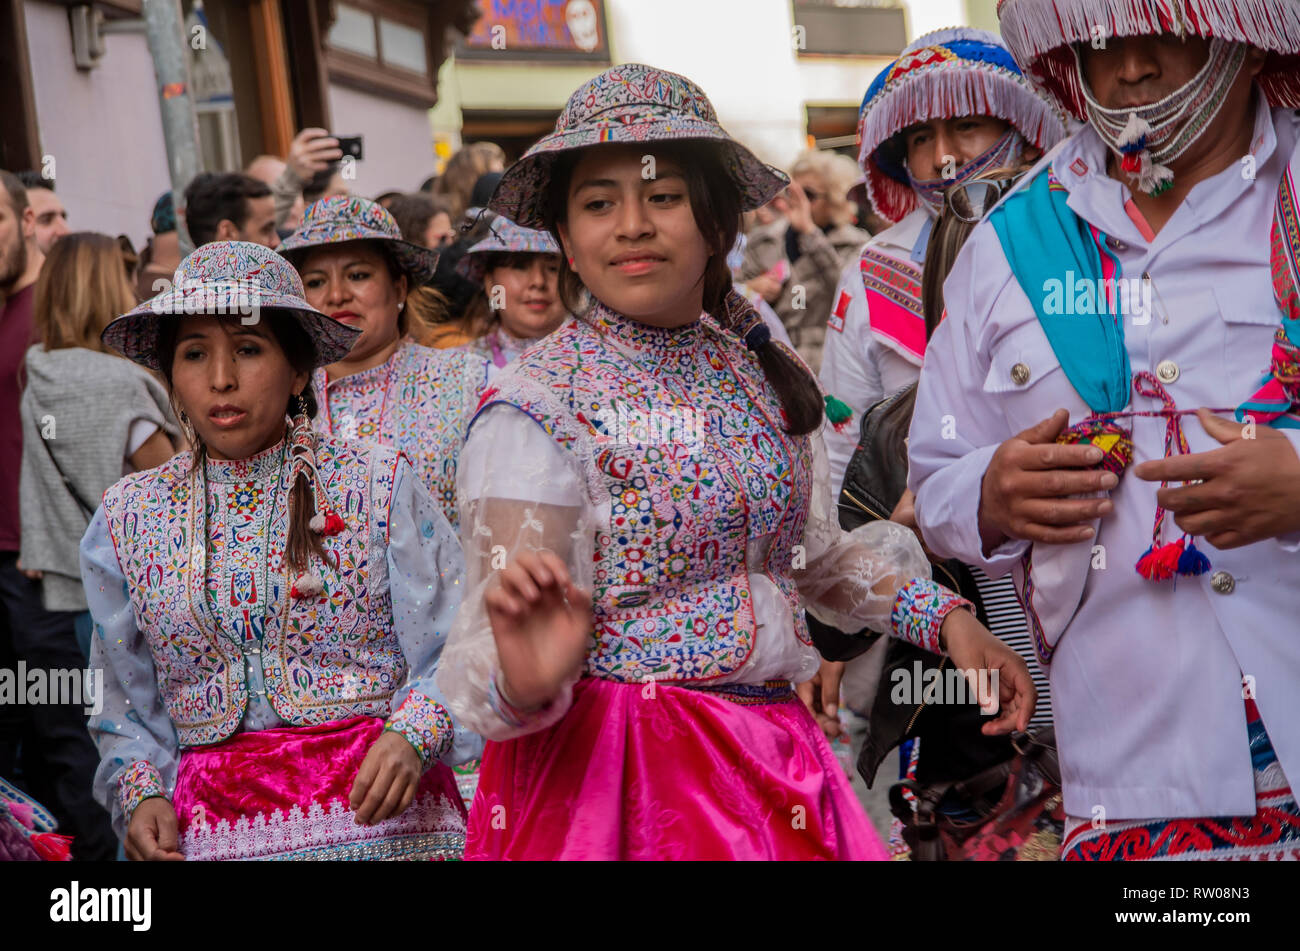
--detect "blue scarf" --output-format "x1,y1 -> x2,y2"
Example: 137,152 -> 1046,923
988,172 -> 1131,413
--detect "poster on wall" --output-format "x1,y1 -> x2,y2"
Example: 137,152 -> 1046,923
457,0 -> 609,61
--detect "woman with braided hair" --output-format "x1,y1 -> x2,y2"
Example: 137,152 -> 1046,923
434,64 -> 1037,861
82,242 -> 479,860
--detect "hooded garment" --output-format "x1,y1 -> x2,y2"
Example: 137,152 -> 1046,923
19,346 -> 178,611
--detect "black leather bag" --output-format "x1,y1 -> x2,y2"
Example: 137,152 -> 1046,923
806,385 -> 1014,788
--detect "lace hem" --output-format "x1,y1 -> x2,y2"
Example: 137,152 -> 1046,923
179,793 -> 467,861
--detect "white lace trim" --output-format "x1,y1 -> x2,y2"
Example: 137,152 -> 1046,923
180,793 -> 466,861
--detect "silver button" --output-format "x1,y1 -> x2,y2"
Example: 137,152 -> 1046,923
1210,571 -> 1235,595
1011,362 -> 1031,385
1109,237 -> 1127,251
1156,360 -> 1179,384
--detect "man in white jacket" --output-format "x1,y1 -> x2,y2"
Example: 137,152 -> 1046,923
909,0 -> 1300,860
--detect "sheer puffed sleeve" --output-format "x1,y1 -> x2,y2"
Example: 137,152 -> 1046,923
434,404 -> 597,742
383,459 -> 484,769
793,429 -> 970,655
81,506 -> 180,841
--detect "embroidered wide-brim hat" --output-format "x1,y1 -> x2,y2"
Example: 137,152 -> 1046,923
455,214 -> 562,283
997,0 -> 1300,118
489,63 -> 790,229
102,240 -> 359,371
278,195 -> 439,283
858,26 -> 1069,224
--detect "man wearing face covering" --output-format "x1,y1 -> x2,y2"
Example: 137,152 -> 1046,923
909,0 -> 1300,860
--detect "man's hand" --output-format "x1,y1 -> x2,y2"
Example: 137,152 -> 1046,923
978,409 -> 1117,552
286,128 -> 342,183
125,798 -> 184,861
746,272 -> 783,304
1134,408 -> 1300,548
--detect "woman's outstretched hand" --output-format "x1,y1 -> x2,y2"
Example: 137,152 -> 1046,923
486,550 -> 592,711
939,609 -> 1037,736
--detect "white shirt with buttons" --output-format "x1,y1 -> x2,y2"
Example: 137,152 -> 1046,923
908,99 -> 1300,822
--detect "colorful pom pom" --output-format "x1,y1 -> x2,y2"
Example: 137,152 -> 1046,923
323,513 -> 346,536
290,573 -> 324,599
1177,539 -> 1212,576
823,394 -> 854,433
1136,539 -> 1183,581
309,513 -> 326,533
1117,113 -> 1152,153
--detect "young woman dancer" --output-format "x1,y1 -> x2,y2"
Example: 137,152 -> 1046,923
84,242 -> 479,860
435,65 -> 1036,860
279,196 -> 482,526
456,213 -> 568,389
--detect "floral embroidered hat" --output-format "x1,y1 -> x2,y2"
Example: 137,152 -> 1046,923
277,195 -> 440,283
997,0 -> 1300,118
455,213 -> 562,283
102,240 -> 359,371
489,63 -> 789,229
857,26 -> 1068,224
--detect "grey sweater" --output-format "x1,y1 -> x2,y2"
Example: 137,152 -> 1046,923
19,346 -> 178,611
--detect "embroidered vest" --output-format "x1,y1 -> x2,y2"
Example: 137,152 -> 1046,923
314,340 -> 482,524
102,434 -> 406,747
469,306 -> 814,683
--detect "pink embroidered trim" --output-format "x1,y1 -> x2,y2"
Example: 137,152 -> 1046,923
179,793 -> 466,861
890,578 -> 971,655
384,692 -> 454,770
118,760 -> 166,822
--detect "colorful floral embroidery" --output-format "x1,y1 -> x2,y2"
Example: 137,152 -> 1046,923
890,578 -> 972,655
470,302 -> 814,683
118,759 -> 166,821
313,340 -> 481,528
103,433 -> 409,747
385,692 -> 455,769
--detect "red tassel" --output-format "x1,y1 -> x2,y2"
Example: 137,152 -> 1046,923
322,513 -> 346,536
30,832 -> 73,861
1136,539 -> 1183,581
1121,152 -> 1143,174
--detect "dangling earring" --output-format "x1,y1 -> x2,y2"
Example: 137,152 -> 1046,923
294,392 -> 308,419
397,301 -> 405,312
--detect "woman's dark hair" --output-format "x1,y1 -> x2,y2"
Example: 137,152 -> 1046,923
156,310 -> 328,573
544,140 -> 823,435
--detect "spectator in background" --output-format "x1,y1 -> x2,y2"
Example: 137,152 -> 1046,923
183,172 -> 280,249
268,128 -> 343,232
0,172 -> 117,860
21,232 -> 180,629
431,142 -> 505,222
374,191 -> 404,211
16,172 -> 68,254
387,193 -> 456,250
741,149 -> 870,372
302,165 -> 349,206
135,192 -> 181,301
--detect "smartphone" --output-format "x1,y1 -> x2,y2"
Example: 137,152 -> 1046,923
335,135 -> 364,161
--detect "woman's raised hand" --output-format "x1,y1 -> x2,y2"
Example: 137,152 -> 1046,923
486,549 -> 593,711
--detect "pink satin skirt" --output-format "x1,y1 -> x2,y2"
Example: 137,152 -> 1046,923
467,678 -> 886,860
173,716 -> 467,860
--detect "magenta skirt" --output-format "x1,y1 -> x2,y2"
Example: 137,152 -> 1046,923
173,716 -> 467,861
467,678 -> 886,860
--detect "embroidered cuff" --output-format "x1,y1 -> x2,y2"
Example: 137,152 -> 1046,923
891,578 -> 973,655
385,692 -> 455,770
487,669 -> 552,730
118,760 -> 166,822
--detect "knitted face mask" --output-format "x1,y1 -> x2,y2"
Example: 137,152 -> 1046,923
906,129 -> 1025,217
1074,38 -> 1248,197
